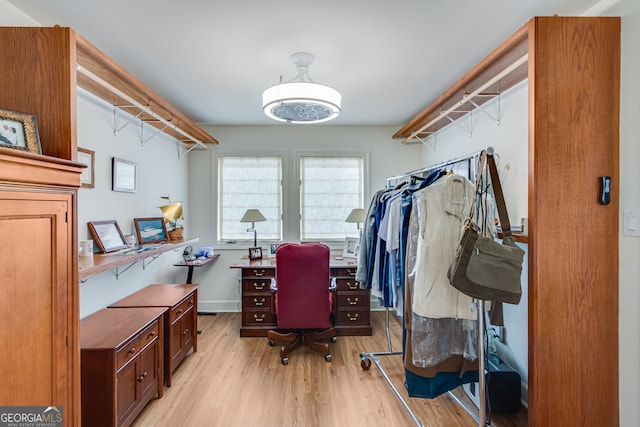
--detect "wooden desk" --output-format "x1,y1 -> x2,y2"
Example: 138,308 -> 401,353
80,307 -> 166,427
109,284 -> 199,387
230,256 -> 371,337
173,253 -> 219,284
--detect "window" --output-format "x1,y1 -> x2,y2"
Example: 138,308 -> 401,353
300,156 -> 364,241
217,156 -> 282,243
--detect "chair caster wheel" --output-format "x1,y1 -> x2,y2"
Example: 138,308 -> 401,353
268,340 -> 275,346
325,354 -> 332,362
281,357 -> 289,365
360,358 -> 372,370
331,336 -> 337,343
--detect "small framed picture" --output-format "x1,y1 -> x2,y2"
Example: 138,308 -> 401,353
0,107 -> 41,154
343,237 -> 360,259
112,157 -> 137,193
249,246 -> 263,260
268,243 -> 280,258
134,217 -> 169,245
77,147 -> 95,188
88,220 -> 128,253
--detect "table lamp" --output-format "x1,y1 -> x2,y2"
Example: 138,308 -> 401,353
345,208 -> 366,230
240,209 -> 267,247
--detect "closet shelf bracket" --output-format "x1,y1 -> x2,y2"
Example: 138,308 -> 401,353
113,261 -> 138,280
113,108 -> 143,136
140,120 -> 169,146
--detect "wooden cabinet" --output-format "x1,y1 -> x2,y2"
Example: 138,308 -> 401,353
0,151 -> 82,426
80,307 -> 165,427
232,257 -> 372,337
109,284 -> 199,386
394,16 -> 620,427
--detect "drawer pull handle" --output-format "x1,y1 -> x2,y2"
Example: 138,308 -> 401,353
177,309 -> 183,314
188,300 -> 194,306
254,269 -> 265,277
128,347 -> 136,354
347,297 -> 359,305
347,269 -> 356,276
253,283 -> 265,290
347,313 -> 359,321
347,282 -> 358,290
253,297 -> 265,306
253,314 -> 266,323
148,331 -> 156,337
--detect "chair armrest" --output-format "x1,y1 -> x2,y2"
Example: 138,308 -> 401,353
329,277 -> 337,292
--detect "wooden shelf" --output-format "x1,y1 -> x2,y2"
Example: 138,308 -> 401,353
79,238 -> 199,280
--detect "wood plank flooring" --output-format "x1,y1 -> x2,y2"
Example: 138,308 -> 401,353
133,311 -> 527,427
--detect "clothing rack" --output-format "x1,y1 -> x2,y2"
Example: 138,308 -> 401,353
359,149 -> 489,427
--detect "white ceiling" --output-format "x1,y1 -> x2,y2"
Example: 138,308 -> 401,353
9,0 -> 599,127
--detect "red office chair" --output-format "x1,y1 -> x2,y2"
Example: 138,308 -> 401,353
267,242 -> 336,365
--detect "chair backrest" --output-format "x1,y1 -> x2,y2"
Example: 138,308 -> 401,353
275,242 -> 331,329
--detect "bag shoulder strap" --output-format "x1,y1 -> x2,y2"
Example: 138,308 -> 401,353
465,150 -> 487,223
487,149 -> 513,238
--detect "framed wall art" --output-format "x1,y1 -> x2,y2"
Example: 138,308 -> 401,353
88,220 -> 128,253
77,147 -> 95,188
0,107 -> 41,154
112,157 -> 137,193
133,217 -> 169,245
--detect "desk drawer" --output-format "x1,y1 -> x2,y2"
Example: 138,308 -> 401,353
331,267 -> 358,278
335,278 -> 360,291
242,278 -> 272,293
242,294 -> 273,310
241,268 -> 275,279
335,309 -> 370,326
242,311 -> 276,326
170,295 -> 195,324
116,336 -> 141,370
336,293 -> 369,309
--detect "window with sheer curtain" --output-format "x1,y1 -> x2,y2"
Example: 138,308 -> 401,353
217,156 -> 282,242
300,156 -> 364,241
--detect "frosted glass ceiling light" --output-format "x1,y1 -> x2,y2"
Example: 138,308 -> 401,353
262,52 -> 341,124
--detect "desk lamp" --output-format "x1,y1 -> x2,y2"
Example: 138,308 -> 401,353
240,209 -> 267,247
345,208 -> 366,231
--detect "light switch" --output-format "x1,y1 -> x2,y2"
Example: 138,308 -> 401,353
623,210 -> 640,237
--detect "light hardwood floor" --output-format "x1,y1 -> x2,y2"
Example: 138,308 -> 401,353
133,311 -> 527,427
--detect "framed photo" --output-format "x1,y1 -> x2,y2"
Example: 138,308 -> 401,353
248,246 -> 263,260
88,220 -> 128,253
134,217 -> 169,245
77,147 -> 95,188
112,157 -> 137,193
343,237 -> 360,259
0,107 -> 41,154
268,243 -> 280,258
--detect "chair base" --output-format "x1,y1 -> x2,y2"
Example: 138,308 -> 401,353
267,327 -> 336,364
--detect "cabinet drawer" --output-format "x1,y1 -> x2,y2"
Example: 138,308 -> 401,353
242,279 -> 272,293
242,294 -> 273,310
242,311 -> 276,326
331,267 -> 358,278
335,309 -> 370,326
139,321 -> 160,349
170,295 -> 195,324
336,293 -> 369,309
241,268 -> 275,279
335,278 -> 360,291
116,336 -> 142,370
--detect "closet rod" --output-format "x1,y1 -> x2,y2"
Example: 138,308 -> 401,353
386,150 -> 482,184
76,64 -> 208,149
401,54 -> 528,144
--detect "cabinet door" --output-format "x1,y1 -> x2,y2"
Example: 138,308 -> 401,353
138,340 -> 160,404
117,359 -> 139,425
0,193 -> 72,408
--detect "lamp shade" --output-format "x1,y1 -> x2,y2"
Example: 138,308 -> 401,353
240,209 -> 266,223
345,208 -> 366,224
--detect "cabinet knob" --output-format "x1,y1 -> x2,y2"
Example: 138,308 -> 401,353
128,347 -> 136,354
182,328 -> 189,335
177,309 -> 183,314
149,331 -> 156,337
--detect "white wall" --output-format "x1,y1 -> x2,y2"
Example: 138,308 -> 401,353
188,125 -> 424,312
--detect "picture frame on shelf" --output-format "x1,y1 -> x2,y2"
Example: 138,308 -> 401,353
112,157 -> 137,193
0,107 -> 41,154
343,237 -> 360,259
268,243 -> 280,258
133,217 -> 169,245
248,246 -> 263,260
77,147 -> 95,188
88,220 -> 128,253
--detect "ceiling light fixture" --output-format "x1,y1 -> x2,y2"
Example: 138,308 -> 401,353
262,52 -> 341,124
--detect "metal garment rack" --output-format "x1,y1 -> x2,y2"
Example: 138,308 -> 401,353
359,150 -> 489,427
